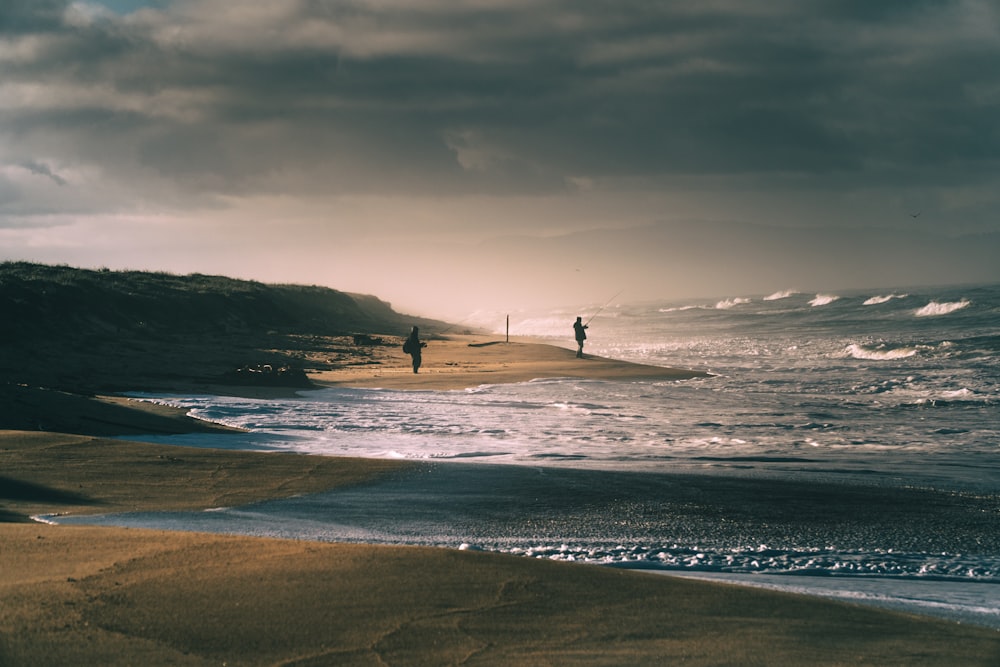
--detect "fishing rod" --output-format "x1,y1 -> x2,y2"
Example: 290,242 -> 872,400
437,313 -> 478,335
584,289 -> 623,326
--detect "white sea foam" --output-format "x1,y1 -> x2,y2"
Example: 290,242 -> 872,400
914,299 -> 970,317
763,289 -> 797,301
30,514 -> 61,525
942,388 -> 975,399
715,297 -> 751,309
809,294 -> 840,307
863,293 -> 908,306
844,344 -> 918,361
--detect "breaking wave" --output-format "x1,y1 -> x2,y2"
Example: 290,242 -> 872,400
915,299 -> 970,317
844,343 -> 919,361
864,294 -> 908,306
809,294 -> 840,307
715,297 -> 752,309
763,289 -> 797,301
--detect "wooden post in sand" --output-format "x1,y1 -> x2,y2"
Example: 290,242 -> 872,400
506,315 -> 509,343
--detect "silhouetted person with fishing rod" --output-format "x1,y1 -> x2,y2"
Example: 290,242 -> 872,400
574,290 -> 622,359
403,326 -> 427,373
573,316 -> 588,358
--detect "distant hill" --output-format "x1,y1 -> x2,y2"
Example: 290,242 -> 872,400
0,262 -> 445,394
0,262 -> 432,342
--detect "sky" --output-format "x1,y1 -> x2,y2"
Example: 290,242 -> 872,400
2,1 -> 998,320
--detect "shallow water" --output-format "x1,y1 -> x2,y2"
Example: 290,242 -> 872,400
124,284 -> 999,490
54,462 -> 1000,628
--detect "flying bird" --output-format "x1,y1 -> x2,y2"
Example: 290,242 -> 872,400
910,211 -> 922,218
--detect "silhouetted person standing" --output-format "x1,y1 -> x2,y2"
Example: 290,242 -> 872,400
403,326 -> 427,373
573,316 -> 588,358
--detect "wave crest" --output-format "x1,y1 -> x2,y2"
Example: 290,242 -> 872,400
809,294 -> 840,307
914,299 -> 970,317
863,293 -> 908,306
763,289 -> 797,301
715,297 -> 751,309
844,344 -> 918,361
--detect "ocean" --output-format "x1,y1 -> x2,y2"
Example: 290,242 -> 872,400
52,283 -> 1000,627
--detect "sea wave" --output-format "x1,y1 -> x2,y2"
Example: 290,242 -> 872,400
911,388 -> 994,408
763,289 -> 797,301
915,299 -> 970,317
844,343 -> 918,361
941,388 -> 978,400
809,294 -> 840,307
864,293 -> 908,306
715,297 -> 752,309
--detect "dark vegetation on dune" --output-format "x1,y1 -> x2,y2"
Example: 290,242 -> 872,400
1,262 -> 427,343
0,262 -> 445,432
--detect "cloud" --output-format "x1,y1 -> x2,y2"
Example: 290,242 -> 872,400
15,160 -> 67,186
0,1 -> 997,314
2,2 -> 995,196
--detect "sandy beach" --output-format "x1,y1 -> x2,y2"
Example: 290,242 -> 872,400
310,334 -> 711,391
3,341 -> 999,665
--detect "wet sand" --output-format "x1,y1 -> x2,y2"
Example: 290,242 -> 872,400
6,522 -> 999,666
3,431 -> 999,665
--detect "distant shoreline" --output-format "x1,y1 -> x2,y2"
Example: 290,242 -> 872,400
2,335 -> 707,436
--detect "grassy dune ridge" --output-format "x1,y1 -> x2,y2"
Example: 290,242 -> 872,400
0,262 -> 423,342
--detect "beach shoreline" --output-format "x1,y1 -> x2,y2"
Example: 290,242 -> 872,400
1,336 -> 708,437
3,342 -> 998,665
310,335 -> 711,391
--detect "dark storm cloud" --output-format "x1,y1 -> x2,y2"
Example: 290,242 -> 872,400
17,160 -> 67,186
1,1 -> 998,225
0,1 -> 67,33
